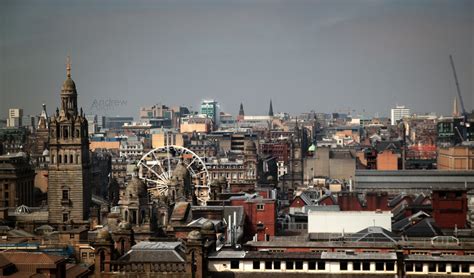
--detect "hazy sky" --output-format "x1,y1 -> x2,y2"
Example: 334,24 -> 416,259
1,0 -> 473,119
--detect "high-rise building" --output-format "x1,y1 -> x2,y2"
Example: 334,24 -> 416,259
7,108 -> 23,128
48,57 -> 91,225
103,116 -> 133,129
200,100 -> 219,127
390,105 -> 410,125
85,114 -> 98,135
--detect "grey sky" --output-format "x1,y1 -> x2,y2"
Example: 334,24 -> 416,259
1,0 -> 473,119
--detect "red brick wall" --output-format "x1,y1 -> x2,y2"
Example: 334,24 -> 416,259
376,151 -> 399,170
231,199 -> 276,241
290,196 -> 306,208
432,190 -> 467,229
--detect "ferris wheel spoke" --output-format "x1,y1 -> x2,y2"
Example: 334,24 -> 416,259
143,178 -> 167,186
141,163 -> 168,183
187,167 -> 197,177
155,159 -> 168,179
186,157 -> 197,169
196,170 -> 207,177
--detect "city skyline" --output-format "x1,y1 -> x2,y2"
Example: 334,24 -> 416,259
1,0 -> 473,118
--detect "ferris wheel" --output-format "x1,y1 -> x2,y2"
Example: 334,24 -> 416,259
136,145 -> 210,206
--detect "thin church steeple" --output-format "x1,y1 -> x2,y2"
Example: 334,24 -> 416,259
268,99 -> 274,117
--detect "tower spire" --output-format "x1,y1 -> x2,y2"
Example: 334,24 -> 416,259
237,103 -> 245,122
268,99 -> 274,117
66,55 -> 71,78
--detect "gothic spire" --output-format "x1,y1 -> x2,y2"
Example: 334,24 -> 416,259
239,103 -> 245,116
268,99 -> 274,117
37,103 -> 49,129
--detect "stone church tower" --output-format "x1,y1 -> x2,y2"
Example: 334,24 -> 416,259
48,57 -> 91,226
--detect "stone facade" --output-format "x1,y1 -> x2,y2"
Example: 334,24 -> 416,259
48,58 -> 91,225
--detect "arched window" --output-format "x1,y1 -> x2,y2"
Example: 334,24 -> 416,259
120,239 -> 125,255
70,155 -> 73,164
99,250 -> 105,272
64,155 -> 67,164
63,127 -> 68,139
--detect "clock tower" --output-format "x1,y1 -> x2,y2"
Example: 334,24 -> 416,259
48,57 -> 91,226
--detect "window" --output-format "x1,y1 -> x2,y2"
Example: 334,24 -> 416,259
295,261 -> 303,270
415,263 -> 423,272
63,213 -> 69,222
81,252 -> 88,259
451,263 -> 460,272
274,261 -> 281,270
286,261 -> 294,270
318,261 -> 325,270
406,263 -> 413,272
438,263 -> 446,272
265,261 -> 272,270
363,262 -> 370,271
62,190 -> 69,200
257,204 -> 265,210
4,184 -> 8,190
340,261 -> 348,270
461,264 -> 469,273
376,262 -> 384,271
230,260 -> 239,269
353,261 -> 361,271
428,263 -> 436,272
386,262 -> 395,271
253,261 -> 260,270
308,261 -> 316,270
70,233 -> 75,239
89,253 -> 95,258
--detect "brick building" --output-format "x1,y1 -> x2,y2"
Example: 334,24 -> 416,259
432,189 -> 468,229
231,196 -> 277,241
438,146 -> 474,170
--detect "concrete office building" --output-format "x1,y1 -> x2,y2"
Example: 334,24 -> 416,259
390,105 -> 410,125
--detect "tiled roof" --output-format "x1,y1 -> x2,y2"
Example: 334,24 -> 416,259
65,263 -> 91,277
0,253 -> 13,268
2,251 -> 65,266
322,252 -> 396,261
170,202 -> 190,221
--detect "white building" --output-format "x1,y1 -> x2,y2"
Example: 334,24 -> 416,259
7,108 -> 23,128
119,141 -> 144,159
390,105 -> 410,125
308,211 -> 392,234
